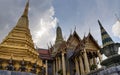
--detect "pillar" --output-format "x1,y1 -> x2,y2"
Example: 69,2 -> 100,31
89,58 -> 93,66
83,49 -> 90,73
67,61 -> 70,75
75,58 -> 80,75
93,57 -> 98,69
79,56 -> 85,75
62,53 -> 66,75
93,57 -> 97,65
58,57 -> 61,70
56,57 -> 59,74
97,51 -> 102,62
53,61 -> 56,75
45,60 -> 48,75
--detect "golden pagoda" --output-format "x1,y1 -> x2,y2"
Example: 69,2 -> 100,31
0,0 -> 42,74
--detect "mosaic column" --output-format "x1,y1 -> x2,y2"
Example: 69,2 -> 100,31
58,57 -> 61,70
56,57 -> 58,73
97,51 -> 102,62
93,57 -> 98,69
53,61 -> 56,75
45,60 -> 48,75
89,58 -> 93,66
83,49 -> 90,73
79,56 -> 85,75
62,53 -> 66,75
75,58 -> 80,75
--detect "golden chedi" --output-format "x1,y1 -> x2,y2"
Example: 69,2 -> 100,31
0,0 -> 42,74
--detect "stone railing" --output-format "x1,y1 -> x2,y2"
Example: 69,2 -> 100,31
0,70 -> 36,75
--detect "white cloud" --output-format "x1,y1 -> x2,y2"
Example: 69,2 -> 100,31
112,21 -> 120,38
32,6 -> 58,48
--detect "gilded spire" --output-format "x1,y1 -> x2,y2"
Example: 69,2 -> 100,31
55,23 -> 64,45
98,20 -> 114,47
14,0 -> 29,28
22,0 -> 29,17
0,0 -> 39,62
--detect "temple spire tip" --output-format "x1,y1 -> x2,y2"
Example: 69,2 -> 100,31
22,0 -> 29,17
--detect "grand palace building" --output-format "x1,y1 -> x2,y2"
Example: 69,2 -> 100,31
0,0 -> 120,75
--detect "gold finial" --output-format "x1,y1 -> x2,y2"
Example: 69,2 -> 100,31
70,29 -> 72,35
22,0 -> 29,17
74,25 -> 76,31
89,27 -> 91,34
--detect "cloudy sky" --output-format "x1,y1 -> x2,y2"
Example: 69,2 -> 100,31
0,0 -> 120,49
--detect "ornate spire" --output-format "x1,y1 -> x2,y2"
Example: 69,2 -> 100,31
55,23 -> 64,45
14,0 -> 29,28
98,20 -> 114,47
22,0 -> 29,17
0,0 -> 39,62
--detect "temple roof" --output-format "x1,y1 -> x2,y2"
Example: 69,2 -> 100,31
38,48 -> 53,60
86,33 -> 100,49
58,41 -> 67,51
69,32 -> 100,59
67,30 -> 81,42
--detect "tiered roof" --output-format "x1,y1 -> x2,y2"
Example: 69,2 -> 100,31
38,48 -> 53,60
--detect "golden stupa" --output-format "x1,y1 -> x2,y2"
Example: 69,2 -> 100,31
0,0 -> 42,74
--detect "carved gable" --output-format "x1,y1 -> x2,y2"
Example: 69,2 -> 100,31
85,34 -> 100,51
67,31 -> 81,50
